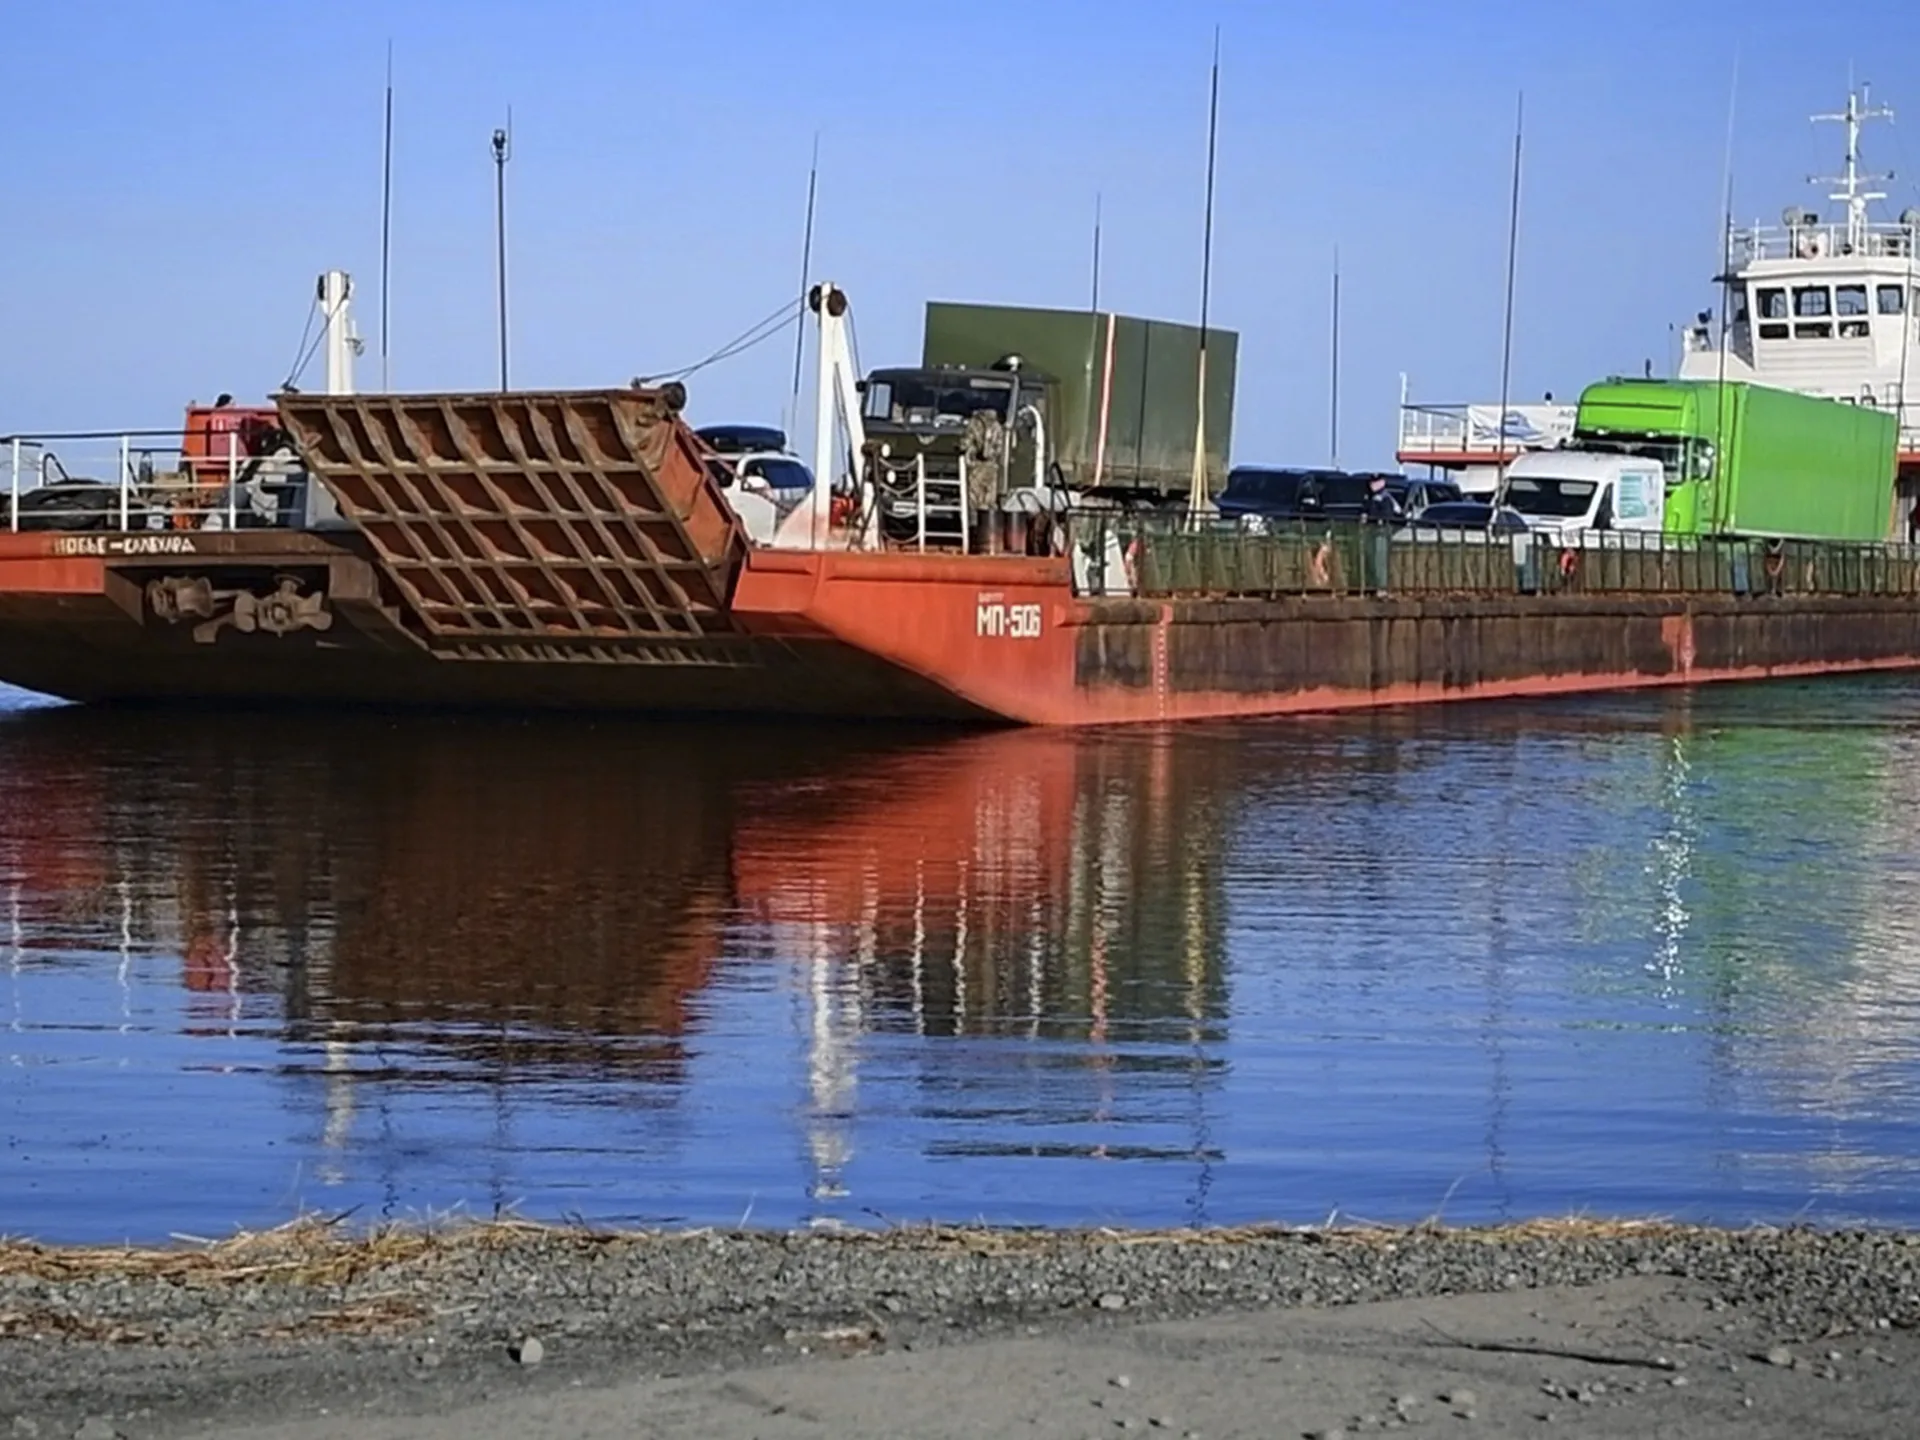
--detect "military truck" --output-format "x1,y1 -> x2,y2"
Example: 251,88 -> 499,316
857,302 -> 1237,544
1571,378 -> 1896,543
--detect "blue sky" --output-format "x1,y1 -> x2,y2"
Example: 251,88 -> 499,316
6,0 -> 1919,466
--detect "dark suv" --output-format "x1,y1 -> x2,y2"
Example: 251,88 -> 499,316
1217,468 -> 1460,524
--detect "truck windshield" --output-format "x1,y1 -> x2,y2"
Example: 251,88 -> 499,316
1573,432 -> 1684,472
863,376 -> 1013,428
1504,476 -> 1598,518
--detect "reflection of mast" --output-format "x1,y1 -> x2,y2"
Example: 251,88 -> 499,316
6,873 -> 19,1041
1648,725 -> 1697,994
801,882 -> 868,1207
116,875 -> 133,1033
1481,736 -> 1520,1215
1165,728 -> 1218,1224
318,1021 -> 356,1187
802,940 -> 856,1204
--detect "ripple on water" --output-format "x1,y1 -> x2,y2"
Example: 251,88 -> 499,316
5,679 -> 1920,1241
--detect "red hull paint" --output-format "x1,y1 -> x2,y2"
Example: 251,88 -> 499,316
734,550 -> 1076,719
0,542 -> 107,593
4,536 -> 1920,726
732,550 -> 1920,726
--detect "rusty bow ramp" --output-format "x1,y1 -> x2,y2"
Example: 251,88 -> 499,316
275,388 -> 752,664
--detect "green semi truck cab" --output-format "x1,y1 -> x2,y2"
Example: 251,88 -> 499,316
1571,378 -> 1897,542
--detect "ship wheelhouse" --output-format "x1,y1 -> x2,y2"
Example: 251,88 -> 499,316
1400,87 -> 1920,527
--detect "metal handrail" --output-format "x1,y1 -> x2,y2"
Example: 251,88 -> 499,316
1065,512 -> 1920,601
8,429 -> 269,534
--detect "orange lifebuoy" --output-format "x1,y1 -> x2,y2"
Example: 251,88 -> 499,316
1558,548 -> 1579,579
1308,541 -> 1332,587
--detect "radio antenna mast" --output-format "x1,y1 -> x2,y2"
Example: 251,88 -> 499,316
1490,93 -> 1524,516
1710,51 -> 1740,533
1186,26 -> 1222,520
788,133 -> 820,432
1330,246 -> 1342,468
379,41 -> 394,390
1812,83 -> 1894,255
1091,192 -> 1104,313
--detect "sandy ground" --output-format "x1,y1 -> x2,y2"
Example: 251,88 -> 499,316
177,1279 -> 1913,1440
4,1224 -> 1918,1439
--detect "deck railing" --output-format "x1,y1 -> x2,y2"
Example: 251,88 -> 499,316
1737,219 -> 1919,264
2,429 -> 318,534
1395,402 -> 1578,459
1067,513 -> 1920,601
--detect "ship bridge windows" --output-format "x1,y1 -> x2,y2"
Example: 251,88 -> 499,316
1880,285 -> 1908,315
1792,286 -> 1833,340
1836,285 -> 1871,337
1757,286 -> 1789,340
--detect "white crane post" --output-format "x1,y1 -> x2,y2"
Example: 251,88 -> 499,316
320,270 -> 359,396
809,281 -> 877,550
811,283 -> 838,550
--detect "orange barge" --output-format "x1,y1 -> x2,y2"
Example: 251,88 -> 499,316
4,387 -> 1920,725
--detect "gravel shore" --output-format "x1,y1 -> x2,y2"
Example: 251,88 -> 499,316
3,1220 -> 1917,1437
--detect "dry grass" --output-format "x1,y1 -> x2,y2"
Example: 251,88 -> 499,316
0,1213 -> 1757,1287
0,1214 -> 604,1288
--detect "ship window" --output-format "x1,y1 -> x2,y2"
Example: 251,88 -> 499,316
1757,287 -> 1788,319
1759,323 -> 1790,340
1795,322 -> 1834,339
1793,286 -> 1832,318
1733,291 -> 1749,323
1836,285 -> 1869,316
1840,320 -> 1871,339
1879,285 -> 1906,315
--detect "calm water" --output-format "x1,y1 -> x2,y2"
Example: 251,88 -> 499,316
4,679 -> 1920,1243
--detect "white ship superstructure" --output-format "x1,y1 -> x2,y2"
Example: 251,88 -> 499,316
1400,88 -> 1920,514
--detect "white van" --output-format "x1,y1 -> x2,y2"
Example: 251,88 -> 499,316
1497,451 -> 1665,540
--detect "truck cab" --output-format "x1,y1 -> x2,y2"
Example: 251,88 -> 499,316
858,365 -> 1052,543
1499,450 -> 1666,538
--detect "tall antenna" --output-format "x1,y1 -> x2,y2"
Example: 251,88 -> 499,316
1091,192 -> 1103,313
1186,26 -> 1222,518
1330,246 -> 1341,468
1812,83 -> 1894,254
380,41 -> 394,391
491,111 -> 512,392
788,132 -> 820,432
1490,93 -> 1524,515
1710,51 -> 1740,534
1898,214 -> 1917,539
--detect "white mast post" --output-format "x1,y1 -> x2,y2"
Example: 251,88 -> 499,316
320,270 -> 361,396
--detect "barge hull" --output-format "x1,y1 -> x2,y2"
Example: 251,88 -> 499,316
3,389 -> 1916,726
3,537 -> 1918,724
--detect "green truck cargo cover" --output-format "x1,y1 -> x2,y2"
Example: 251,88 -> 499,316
1576,379 -> 1896,542
921,302 -> 1238,496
